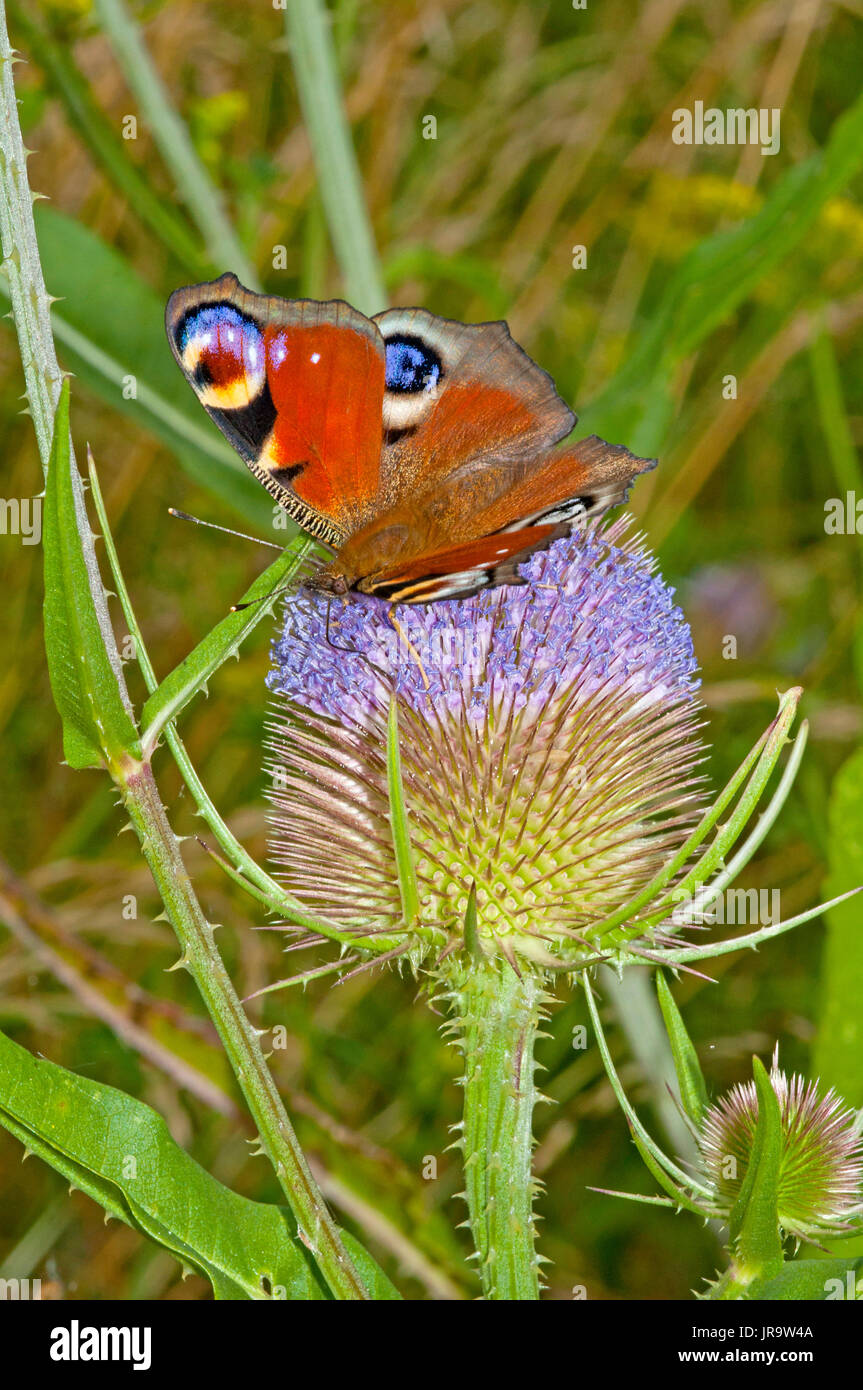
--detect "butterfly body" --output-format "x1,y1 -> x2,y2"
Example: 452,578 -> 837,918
166,274 -> 655,604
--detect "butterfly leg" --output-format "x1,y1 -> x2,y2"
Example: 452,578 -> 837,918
387,606 -> 431,691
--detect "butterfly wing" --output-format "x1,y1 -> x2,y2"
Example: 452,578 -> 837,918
470,435 -> 657,534
166,274 -> 386,547
359,525 -> 561,603
372,307 -> 576,511
355,436 -> 655,603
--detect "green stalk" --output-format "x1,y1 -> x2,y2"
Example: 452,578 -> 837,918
447,957 -> 544,1299
0,2 -> 62,468
119,756 -> 368,1301
1,26 -> 367,1297
282,0 -> 385,314
8,2 -> 208,274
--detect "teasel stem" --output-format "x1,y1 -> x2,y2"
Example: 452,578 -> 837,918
118,757 -> 369,1302
0,1 -> 64,468
446,953 -> 546,1300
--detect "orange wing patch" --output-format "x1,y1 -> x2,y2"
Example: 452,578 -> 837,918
260,319 -> 386,525
166,276 -> 387,546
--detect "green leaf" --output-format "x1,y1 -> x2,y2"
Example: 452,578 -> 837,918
0,1026 -> 400,1300
140,536 -> 311,751
386,697 -> 419,926
0,206 -> 272,527
340,1235 -> 401,1302
814,745 -> 863,1106
656,972 -> 709,1127
729,1057 -> 784,1285
0,1025 -> 324,1299
42,383 -> 141,770
756,1258 -> 863,1302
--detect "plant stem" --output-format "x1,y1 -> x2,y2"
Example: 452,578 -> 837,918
448,957 -> 544,1299
0,2 -> 63,468
120,756 -> 368,1300
9,2 -> 207,274
282,0 -> 385,314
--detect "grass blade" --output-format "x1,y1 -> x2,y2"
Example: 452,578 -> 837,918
282,0 -> 385,313
93,0 -> 260,288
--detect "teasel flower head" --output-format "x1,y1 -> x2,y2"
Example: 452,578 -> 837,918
265,518 -> 715,976
699,1056 -> 863,1241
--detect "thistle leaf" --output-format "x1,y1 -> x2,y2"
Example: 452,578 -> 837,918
0,1025 -> 398,1300
42,381 -> 141,771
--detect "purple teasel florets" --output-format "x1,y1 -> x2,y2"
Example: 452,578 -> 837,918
265,518 -> 707,969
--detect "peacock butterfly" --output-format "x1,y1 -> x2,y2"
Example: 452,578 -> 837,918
166,274 -> 655,604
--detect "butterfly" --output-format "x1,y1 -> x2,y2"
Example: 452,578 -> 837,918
166,273 -> 655,604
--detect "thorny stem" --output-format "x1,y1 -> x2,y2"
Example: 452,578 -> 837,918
447,956 -> 545,1300
1,8 -> 369,1299
120,757 -> 369,1301
0,4 -> 63,467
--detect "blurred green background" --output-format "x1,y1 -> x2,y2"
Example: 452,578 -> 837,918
1,0 -> 862,1300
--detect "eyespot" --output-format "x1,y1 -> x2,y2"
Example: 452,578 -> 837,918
178,303 -> 265,409
382,334 -> 443,431
384,335 -> 442,394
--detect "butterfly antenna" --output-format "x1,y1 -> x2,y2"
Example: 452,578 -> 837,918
168,508 -> 282,550
325,596 -> 355,654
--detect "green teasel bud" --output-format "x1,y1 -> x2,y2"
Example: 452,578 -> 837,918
700,1054 -> 863,1241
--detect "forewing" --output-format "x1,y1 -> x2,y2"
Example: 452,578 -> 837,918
166,273 -> 386,546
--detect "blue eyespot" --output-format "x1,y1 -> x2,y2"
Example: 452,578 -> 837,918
384,336 -> 442,394
179,303 -> 251,353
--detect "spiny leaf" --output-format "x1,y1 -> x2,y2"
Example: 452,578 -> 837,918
0,1026 -> 399,1300
42,382 -> 141,770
